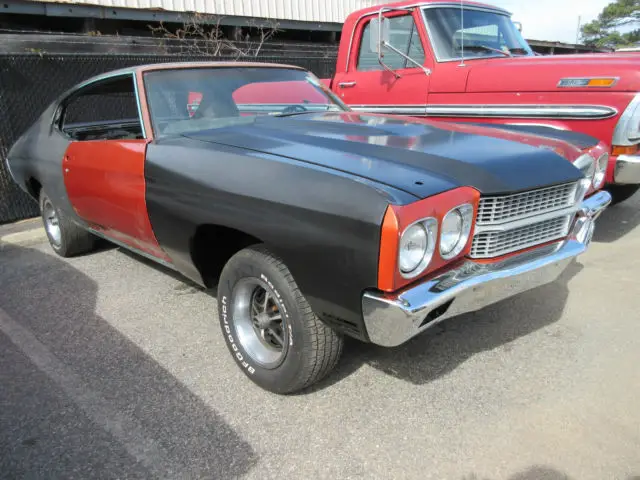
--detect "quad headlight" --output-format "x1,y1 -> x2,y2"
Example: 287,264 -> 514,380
593,153 -> 608,189
573,153 -> 595,180
440,204 -> 474,259
398,218 -> 437,278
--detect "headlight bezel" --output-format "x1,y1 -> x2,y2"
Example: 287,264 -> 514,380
377,186 -> 481,293
612,93 -> 640,146
593,153 -> 608,189
440,203 -> 474,260
398,217 -> 437,279
573,153 -> 596,183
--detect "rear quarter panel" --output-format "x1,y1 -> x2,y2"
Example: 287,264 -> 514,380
6,104 -> 76,220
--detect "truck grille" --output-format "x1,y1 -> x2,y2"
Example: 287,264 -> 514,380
471,215 -> 572,259
476,182 -> 577,226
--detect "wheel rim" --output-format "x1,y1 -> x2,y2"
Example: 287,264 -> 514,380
232,278 -> 288,369
43,199 -> 62,247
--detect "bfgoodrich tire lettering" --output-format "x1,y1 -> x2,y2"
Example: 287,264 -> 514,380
218,245 -> 343,394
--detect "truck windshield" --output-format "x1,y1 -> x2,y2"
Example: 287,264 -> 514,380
144,67 -> 348,137
422,7 -> 533,61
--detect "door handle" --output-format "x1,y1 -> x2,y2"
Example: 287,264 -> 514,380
338,81 -> 357,88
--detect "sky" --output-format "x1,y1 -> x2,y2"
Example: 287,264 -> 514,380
488,0 -> 613,43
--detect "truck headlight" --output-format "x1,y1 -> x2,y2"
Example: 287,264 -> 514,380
593,153 -> 608,189
612,93 -> 640,146
440,204 -> 473,260
398,218 -> 437,278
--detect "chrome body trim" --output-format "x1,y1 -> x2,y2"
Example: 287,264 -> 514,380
351,105 -> 427,115
612,93 -> 640,147
614,154 -> 640,184
503,123 -> 568,130
132,72 -> 147,139
350,104 -> 618,120
557,77 -> 619,88
87,228 -> 177,271
344,2 -> 513,71
361,190 -> 611,347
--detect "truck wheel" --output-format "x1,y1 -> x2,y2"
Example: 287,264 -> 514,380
217,245 -> 343,394
607,184 -> 640,205
39,189 -> 96,257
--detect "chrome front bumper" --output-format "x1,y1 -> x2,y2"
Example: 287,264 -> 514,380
361,190 -> 612,347
614,154 -> 640,184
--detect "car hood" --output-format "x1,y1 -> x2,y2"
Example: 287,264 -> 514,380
181,112 -> 583,198
466,53 -> 640,93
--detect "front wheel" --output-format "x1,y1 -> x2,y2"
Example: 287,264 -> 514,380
607,184 -> 640,205
217,245 -> 343,394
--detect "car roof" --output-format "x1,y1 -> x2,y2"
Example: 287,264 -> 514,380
73,61 -> 307,90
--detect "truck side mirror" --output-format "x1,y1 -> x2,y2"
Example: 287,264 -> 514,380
369,16 -> 390,54
513,21 -> 523,33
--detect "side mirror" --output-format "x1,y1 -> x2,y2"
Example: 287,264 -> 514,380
513,21 -> 523,33
369,15 -> 390,54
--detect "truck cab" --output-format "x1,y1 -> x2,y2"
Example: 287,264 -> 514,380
327,0 -> 640,204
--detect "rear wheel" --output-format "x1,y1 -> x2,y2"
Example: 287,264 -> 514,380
607,184 -> 640,205
217,245 -> 343,394
39,189 -> 96,257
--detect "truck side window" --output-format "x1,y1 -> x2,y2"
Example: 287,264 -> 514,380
357,15 -> 425,71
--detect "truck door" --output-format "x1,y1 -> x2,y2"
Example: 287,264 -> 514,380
333,11 -> 432,117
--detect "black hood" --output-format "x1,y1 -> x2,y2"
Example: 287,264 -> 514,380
180,112 -> 583,198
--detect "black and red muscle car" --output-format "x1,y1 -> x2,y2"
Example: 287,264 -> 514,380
6,62 -> 612,393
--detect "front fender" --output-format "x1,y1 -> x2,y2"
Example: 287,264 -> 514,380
143,139 -> 415,340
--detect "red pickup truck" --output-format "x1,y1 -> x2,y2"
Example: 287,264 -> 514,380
322,0 -> 640,204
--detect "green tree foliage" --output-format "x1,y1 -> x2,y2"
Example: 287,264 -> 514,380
581,0 -> 640,48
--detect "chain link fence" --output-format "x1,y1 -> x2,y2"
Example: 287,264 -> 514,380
0,52 -> 337,224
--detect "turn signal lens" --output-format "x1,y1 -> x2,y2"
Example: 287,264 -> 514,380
612,145 -> 639,156
587,78 -> 617,87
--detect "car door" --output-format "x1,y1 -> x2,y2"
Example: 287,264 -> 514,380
59,73 -> 168,261
334,10 -> 432,117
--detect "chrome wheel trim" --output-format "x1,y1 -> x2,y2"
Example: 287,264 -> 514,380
232,278 -> 288,369
43,199 -> 62,247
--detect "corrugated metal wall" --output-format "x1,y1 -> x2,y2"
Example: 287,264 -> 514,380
34,0 -> 387,23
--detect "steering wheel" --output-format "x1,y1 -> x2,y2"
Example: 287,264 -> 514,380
281,104 -> 308,115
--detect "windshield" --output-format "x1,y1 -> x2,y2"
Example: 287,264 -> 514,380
143,67 -> 348,137
422,7 -> 533,61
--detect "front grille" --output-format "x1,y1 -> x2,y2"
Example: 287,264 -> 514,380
477,182 -> 577,225
470,215 -> 572,259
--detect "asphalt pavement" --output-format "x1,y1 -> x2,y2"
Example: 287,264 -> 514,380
1,192 -> 640,480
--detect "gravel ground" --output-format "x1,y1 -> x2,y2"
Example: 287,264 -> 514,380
1,192 -> 639,480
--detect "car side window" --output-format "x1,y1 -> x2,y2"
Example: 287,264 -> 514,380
357,15 -> 426,71
59,74 -> 143,141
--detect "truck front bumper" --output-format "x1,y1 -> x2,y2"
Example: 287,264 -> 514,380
361,190 -> 611,347
613,154 -> 640,184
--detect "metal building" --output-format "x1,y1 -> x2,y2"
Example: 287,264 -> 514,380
3,0 -> 389,32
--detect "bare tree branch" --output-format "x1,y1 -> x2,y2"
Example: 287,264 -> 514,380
148,11 -> 279,58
